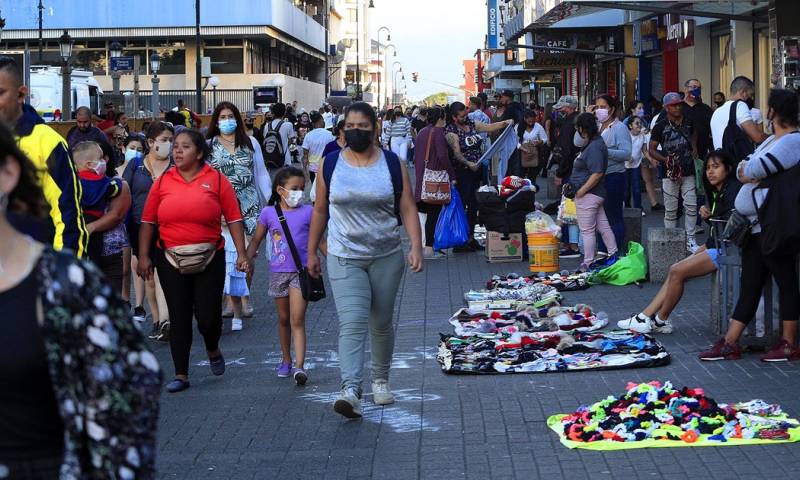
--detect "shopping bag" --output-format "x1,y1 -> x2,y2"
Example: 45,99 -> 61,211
588,242 -> 648,286
557,196 -> 577,225
433,187 -> 469,250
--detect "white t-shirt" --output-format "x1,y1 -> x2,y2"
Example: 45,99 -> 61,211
521,123 -> 548,145
269,118 -> 297,166
750,108 -> 763,125
710,100 -> 753,150
627,133 -> 646,169
302,127 -> 335,173
322,111 -> 335,129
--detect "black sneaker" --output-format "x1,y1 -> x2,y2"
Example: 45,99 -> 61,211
133,305 -> 147,323
156,320 -> 170,342
147,322 -> 160,340
651,204 -> 664,212
559,248 -> 581,259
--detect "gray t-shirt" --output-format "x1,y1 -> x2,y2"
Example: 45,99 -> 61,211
327,150 -> 401,259
570,137 -> 608,198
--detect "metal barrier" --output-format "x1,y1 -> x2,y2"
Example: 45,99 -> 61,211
120,89 -> 256,114
709,219 -> 781,347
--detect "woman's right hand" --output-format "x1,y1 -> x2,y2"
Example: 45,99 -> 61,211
699,205 -> 711,220
308,252 -> 322,278
136,255 -> 154,280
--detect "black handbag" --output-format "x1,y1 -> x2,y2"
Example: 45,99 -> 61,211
274,204 -> 326,302
721,210 -> 754,247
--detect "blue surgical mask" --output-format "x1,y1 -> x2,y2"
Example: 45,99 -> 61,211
690,87 -> 701,98
124,149 -> 142,162
219,118 -> 237,135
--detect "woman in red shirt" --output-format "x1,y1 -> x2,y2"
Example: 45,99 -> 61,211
137,129 -> 249,393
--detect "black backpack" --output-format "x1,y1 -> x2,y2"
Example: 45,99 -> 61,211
757,162 -> 800,257
721,100 -> 755,162
262,120 -> 286,169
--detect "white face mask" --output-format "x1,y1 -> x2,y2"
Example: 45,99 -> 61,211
153,140 -> 172,160
573,131 -> 588,148
281,188 -> 304,208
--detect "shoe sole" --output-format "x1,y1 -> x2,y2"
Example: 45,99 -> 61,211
277,372 -> 291,378
617,324 -> 652,334
699,356 -> 741,361
373,397 -> 395,406
132,315 -> 146,322
334,399 -> 362,418
231,326 -> 243,331
166,382 -> 190,393
761,358 -> 790,362
294,372 -> 308,385
559,254 -> 581,259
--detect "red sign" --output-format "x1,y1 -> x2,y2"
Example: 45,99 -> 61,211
664,16 -> 694,52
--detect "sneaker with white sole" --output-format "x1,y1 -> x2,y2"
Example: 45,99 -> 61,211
231,318 -> 243,331
653,318 -> 674,334
617,313 -> 653,333
371,379 -> 395,406
333,387 -> 362,418
687,237 -> 700,254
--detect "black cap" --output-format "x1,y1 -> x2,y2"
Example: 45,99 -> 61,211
500,90 -> 514,98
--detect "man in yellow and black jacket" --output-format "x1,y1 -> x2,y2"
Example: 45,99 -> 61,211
0,56 -> 87,256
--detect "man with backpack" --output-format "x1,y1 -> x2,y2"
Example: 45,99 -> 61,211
263,102 -> 297,169
710,76 -> 768,162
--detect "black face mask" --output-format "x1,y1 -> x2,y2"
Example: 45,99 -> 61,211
715,101 -> 724,107
345,128 -> 373,152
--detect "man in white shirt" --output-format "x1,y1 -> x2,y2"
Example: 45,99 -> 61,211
322,105 -> 335,131
710,76 -> 768,158
302,111 -> 335,181
266,102 -> 297,166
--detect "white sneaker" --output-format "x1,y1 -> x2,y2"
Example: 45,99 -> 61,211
653,319 -> 674,334
617,313 -> 653,333
371,379 -> 395,406
687,238 -> 700,254
231,318 -> 243,331
333,387 -> 362,418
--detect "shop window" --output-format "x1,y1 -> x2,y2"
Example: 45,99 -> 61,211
122,49 -> 148,75
151,47 -> 186,75
206,48 -> 244,74
74,50 -> 107,76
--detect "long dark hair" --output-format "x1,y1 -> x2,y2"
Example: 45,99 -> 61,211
426,106 -> 445,126
575,112 -> 599,141
206,101 -> 253,151
703,149 -> 735,203
0,123 -> 48,218
768,88 -> 800,128
345,102 -> 378,131
596,93 -> 620,119
175,129 -> 211,166
268,166 -> 305,206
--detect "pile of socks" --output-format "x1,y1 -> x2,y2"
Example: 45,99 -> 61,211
558,381 -> 797,443
464,282 -> 561,304
486,272 -> 591,292
449,304 -> 607,337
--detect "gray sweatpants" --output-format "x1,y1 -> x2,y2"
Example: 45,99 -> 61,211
327,250 -> 405,393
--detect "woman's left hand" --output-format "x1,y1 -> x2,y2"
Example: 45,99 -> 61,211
408,245 -> 424,273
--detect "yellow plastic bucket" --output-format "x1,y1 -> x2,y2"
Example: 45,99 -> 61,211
528,232 -> 560,273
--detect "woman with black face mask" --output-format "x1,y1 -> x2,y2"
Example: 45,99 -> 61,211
307,102 -> 423,420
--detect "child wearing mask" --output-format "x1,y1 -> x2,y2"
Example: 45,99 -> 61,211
247,167 -> 325,385
73,141 -> 123,264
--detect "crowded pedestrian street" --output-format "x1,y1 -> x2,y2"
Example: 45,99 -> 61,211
2,0 -> 800,479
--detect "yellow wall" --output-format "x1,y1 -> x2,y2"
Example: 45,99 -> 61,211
624,25 -> 638,103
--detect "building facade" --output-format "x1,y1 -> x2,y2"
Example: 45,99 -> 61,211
3,0 -> 328,111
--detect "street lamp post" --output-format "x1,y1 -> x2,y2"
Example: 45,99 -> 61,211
393,69 -> 404,107
377,26 -> 391,111
110,41 -> 122,97
59,30 -> 74,120
209,76 -> 220,107
150,52 -> 161,120
391,61 -> 402,108
381,43 -> 396,112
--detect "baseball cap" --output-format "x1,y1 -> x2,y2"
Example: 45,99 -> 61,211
500,90 -> 514,98
662,92 -> 684,107
553,95 -> 578,110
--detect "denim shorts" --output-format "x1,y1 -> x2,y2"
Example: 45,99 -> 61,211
268,272 -> 301,298
705,248 -> 720,269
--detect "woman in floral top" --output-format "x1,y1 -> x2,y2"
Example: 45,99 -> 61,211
207,102 -> 272,325
0,124 -> 161,478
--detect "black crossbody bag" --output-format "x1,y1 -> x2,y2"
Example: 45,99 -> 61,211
274,203 -> 326,302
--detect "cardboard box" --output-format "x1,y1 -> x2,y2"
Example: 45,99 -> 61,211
485,231 -> 524,263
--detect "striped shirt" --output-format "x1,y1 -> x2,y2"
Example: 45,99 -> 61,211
389,116 -> 411,137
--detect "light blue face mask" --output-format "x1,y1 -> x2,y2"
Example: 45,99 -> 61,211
219,118 -> 237,135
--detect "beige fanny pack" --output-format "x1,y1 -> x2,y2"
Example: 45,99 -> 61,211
164,242 -> 218,275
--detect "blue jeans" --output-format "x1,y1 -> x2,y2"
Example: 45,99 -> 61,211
600,172 -> 626,251
327,251 -> 405,393
625,166 -> 642,209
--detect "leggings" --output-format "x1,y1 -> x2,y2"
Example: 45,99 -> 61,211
155,248 -> 225,376
456,168 -> 480,238
328,251 -> 405,393
602,172 -> 627,249
576,193 -> 618,266
417,202 -> 442,248
732,234 -> 800,323
97,252 -> 123,297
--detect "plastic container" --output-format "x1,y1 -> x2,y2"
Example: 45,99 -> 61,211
528,232 -> 559,273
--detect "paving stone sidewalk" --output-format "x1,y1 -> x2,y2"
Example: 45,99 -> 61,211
153,211 -> 800,480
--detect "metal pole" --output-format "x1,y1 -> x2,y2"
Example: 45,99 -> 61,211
61,61 -> 71,120
355,1 -> 360,101
112,72 -> 120,97
133,55 -> 140,120
38,0 -> 43,62
213,85 -> 217,107
324,0 -> 330,98
195,0 -> 202,113
152,73 -> 160,120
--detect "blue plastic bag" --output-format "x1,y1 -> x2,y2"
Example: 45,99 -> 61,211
433,187 -> 469,250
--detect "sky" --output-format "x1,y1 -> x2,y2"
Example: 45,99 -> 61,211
368,0 -> 487,102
